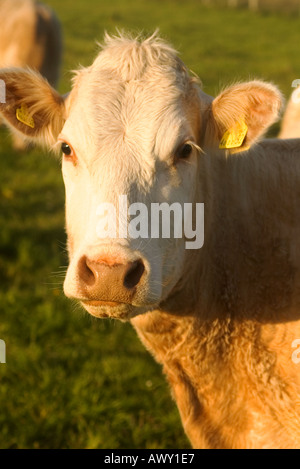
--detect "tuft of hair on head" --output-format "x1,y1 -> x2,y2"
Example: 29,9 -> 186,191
91,29 -> 185,82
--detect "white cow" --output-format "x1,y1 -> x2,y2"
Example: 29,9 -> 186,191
1,32 -> 300,449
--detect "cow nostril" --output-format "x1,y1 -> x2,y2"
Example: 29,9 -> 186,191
124,260 -> 145,289
79,256 -> 97,286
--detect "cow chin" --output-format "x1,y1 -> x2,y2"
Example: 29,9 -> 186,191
80,300 -> 156,321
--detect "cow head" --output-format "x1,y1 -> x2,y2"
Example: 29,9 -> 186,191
0,33 -> 282,320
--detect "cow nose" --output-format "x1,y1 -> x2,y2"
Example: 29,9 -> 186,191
78,256 -> 145,304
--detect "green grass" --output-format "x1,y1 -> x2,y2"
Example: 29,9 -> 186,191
1,0 -> 300,449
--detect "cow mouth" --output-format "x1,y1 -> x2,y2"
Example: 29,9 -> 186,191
82,300 -> 122,307
80,299 -> 154,320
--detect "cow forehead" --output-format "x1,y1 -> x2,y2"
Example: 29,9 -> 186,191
63,85 -> 190,195
63,34 -> 197,157
71,73 -> 185,139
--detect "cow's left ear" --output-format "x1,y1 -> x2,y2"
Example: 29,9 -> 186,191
210,81 -> 283,152
0,67 -> 66,147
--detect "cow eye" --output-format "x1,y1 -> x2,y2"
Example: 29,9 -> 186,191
60,141 -> 77,165
176,143 -> 193,160
61,142 -> 72,156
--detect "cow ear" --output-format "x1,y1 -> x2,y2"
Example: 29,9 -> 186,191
0,68 -> 66,147
209,81 -> 283,152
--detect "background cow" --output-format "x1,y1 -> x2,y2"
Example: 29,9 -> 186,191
279,85 -> 300,138
0,0 -> 62,149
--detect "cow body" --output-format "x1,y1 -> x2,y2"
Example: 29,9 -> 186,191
0,33 -> 300,448
133,138 -> 300,448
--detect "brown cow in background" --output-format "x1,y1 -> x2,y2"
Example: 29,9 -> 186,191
0,0 -> 62,148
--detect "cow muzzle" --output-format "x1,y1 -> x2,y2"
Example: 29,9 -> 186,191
64,253 -> 153,319
80,255 -> 145,302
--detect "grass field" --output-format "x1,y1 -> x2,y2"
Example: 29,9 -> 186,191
1,0 -> 300,449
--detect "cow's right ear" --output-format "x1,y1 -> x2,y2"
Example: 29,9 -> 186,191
206,80 -> 283,152
0,68 -> 66,147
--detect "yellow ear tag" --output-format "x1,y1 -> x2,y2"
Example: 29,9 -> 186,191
219,119 -> 248,150
16,104 -> 35,129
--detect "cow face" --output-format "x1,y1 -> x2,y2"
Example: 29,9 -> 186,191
0,33 -> 282,320
59,37 -> 205,319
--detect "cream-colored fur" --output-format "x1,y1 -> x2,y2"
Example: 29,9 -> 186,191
279,86 -> 300,138
1,33 -> 300,449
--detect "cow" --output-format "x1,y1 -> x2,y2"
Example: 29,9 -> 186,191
279,85 -> 300,138
1,32 -> 300,449
0,0 -> 62,148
